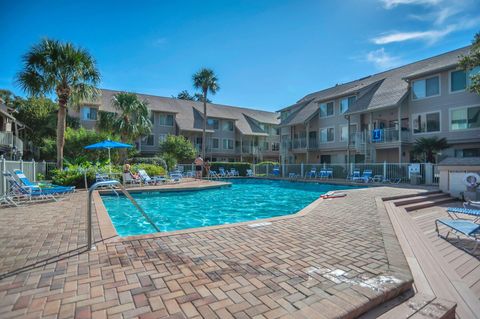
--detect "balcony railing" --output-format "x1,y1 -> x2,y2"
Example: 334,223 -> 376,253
292,138 -> 306,149
370,127 -> 410,143
0,131 -> 23,151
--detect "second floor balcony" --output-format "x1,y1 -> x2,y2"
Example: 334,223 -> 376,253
0,131 -> 23,152
355,127 -> 410,145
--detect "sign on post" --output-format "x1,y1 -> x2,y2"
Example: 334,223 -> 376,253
372,129 -> 382,142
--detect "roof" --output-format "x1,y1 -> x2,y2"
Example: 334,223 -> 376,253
97,89 -> 279,136
438,157 -> 480,166
280,46 -> 471,124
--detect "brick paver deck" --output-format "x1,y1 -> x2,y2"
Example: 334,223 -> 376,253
0,182 -> 427,318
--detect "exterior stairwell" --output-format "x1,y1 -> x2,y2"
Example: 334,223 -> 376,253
354,131 -> 375,163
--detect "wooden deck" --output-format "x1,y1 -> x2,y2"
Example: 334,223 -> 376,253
381,196 -> 480,318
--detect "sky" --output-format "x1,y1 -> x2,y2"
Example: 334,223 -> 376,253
1,0 -> 479,111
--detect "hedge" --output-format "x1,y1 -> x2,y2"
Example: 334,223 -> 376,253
209,162 -> 252,176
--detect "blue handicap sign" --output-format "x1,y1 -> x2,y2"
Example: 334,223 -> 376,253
372,129 -> 382,142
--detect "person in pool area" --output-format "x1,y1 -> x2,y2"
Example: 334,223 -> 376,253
124,163 -> 139,179
204,160 -> 211,178
194,155 -> 203,179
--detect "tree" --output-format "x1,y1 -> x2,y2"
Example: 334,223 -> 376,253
16,38 -> 100,169
412,137 -> 449,163
192,68 -> 219,159
174,90 -> 211,103
14,96 -> 58,144
111,92 -> 152,142
459,32 -> 480,95
158,134 -> 196,165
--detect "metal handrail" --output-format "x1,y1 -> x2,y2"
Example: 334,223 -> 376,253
87,180 -> 160,250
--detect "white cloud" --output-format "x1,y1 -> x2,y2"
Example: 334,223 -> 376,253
366,48 -> 402,69
152,37 -> 167,47
371,26 -> 454,44
380,0 -> 441,9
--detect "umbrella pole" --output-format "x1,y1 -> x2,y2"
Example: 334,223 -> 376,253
108,148 -> 111,174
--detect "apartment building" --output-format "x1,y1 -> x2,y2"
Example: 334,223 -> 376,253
279,46 -> 480,164
74,89 -> 280,162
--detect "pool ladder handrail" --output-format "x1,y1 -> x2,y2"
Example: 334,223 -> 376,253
87,180 -> 160,250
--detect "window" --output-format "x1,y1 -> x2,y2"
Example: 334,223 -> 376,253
450,106 -> 480,130
450,67 -> 480,92
158,134 -> 167,143
262,141 -> 269,150
81,107 -> 97,120
412,112 -> 440,134
319,127 -> 334,143
280,111 -> 290,121
340,96 -> 355,114
158,114 -> 174,126
212,138 -> 219,149
222,120 -> 234,131
222,138 -> 234,150
272,142 -> 280,151
320,155 -> 331,164
455,148 -> 480,157
207,118 -> 219,129
141,134 -> 154,146
319,102 -> 334,117
150,112 -> 155,125
412,76 -> 439,99
340,124 -> 357,141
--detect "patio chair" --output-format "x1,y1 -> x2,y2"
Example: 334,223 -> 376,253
326,168 -> 333,179
138,169 -> 166,185
319,169 -> 328,179
209,170 -> 220,179
272,166 -> 280,177
123,172 -> 141,186
169,171 -> 183,182
3,172 -> 58,203
246,169 -> 254,177
218,167 -> 228,177
306,167 -> 316,178
435,218 -> 480,253
464,201 -> 480,210
230,168 -> 239,177
347,169 -> 361,181
354,170 -> 372,183
13,169 -> 75,194
447,207 -> 480,223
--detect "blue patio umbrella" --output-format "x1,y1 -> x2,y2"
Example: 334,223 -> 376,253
84,140 -> 133,172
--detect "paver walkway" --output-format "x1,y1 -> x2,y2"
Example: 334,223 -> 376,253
0,183 -> 426,318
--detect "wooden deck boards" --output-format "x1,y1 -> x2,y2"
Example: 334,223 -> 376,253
383,199 -> 480,318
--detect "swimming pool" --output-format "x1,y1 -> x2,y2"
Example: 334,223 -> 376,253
101,179 -> 362,236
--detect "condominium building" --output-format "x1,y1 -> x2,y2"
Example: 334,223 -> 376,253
74,89 -> 280,162
279,46 -> 480,164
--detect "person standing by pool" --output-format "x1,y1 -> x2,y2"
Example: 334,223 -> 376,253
204,160 -> 211,179
194,155 -> 203,179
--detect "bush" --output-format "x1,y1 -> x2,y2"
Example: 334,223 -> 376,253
210,162 -> 252,176
51,163 -> 122,188
129,156 -> 167,168
256,161 -> 279,166
131,163 -> 166,177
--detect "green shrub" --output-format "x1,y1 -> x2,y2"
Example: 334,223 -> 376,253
210,162 -> 252,176
256,161 -> 279,166
129,156 -> 167,168
51,168 -> 94,188
131,163 -> 166,177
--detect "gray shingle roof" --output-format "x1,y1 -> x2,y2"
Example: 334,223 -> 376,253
438,157 -> 480,166
280,46 -> 471,124
97,89 -> 279,136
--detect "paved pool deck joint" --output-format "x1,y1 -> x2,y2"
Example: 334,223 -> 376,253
0,180 -> 435,318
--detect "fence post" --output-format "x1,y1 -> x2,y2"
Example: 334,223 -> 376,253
266,164 -> 269,176
253,163 -> 256,176
42,160 -> 46,179
32,159 -> 36,182
1,155 -> 5,195
301,163 -> 304,178
383,161 -> 387,179
20,159 -> 24,172
282,162 -> 285,178
425,163 -> 433,185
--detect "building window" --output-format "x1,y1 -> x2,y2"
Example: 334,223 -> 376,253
222,120 -> 234,131
141,134 -> 155,146
158,134 -> 167,143
207,118 -> 219,130
320,155 -> 331,164
280,111 -> 290,121
212,138 -> 219,149
455,148 -> 480,157
450,106 -> 480,130
450,67 -> 480,92
262,141 -> 269,150
412,112 -> 440,134
82,107 -> 97,120
222,138 -> 234,150
319,101 -> 334,117
150,112 -> 155,125
340,124 -> 357,141
340,96 -> 356,114
158,114 -> 174,126
272,142 -> 280,151
412,76 -> 440,99
319,127 -> 334,143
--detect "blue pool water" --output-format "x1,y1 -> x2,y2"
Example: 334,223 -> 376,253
101,179 -> 362,236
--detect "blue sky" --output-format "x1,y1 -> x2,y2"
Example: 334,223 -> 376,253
1,0 -> 479,111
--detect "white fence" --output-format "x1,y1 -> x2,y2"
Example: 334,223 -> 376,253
0,157 -> 56,195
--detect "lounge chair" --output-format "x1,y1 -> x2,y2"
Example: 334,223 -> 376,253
306,168 -> 316,178
272,166 -> 280,177
347,169 -> 360,181
354,169 -> 372,183
230,168 -> 239,177
169,171 -> 183,182
218,167 -> 228,177
319,169 -> 328,179
246,169 -> 254,177
435,218 -> 480,253
123,172 -> 141,186
13,169 -> 75,194
326,168 -> 333,179
464,201 -> 480,210
209,170 -> 220,179
3,172 -> 59,204
447,207 -> 480,223
138,169 -> 166,185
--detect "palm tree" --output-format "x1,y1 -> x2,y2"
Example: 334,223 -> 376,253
16,38 -> 100,168
412,137 -> 449,163
111,92 -> 152,160
192,68 -> 219,159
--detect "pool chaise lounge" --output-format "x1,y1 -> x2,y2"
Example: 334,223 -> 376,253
13,169 -> 75,194
2,172 -> 60,205
447,207 -> 480,222
435,218 -> 480,253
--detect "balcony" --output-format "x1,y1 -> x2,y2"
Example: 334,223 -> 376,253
0,132 -> 23,152
292,138 -> 306,149
355,128 -> 410,146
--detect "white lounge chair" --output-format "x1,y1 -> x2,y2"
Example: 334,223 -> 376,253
123,172 -> 141,186
138,169 -> 165,185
